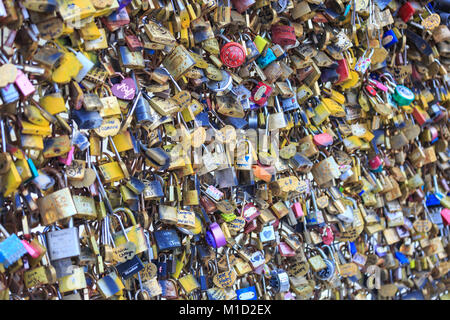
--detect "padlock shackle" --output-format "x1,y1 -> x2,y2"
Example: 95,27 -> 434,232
217,34 -> 231,43
110,213 -> 130,242
41,167 -> 65,189
113,207 -> 137,226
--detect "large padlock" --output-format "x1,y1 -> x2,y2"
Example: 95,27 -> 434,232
111,207 -> 147,255
45,220 -> 80,261
311,152 -> 341,185
271,18 -> 296,46
37,167 -> 77,225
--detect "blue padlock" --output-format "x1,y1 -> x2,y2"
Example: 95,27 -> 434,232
71,109 -> 103,129
236,286 -> 258,300
281,96 -> 300,112
256,48 -> 277,69
195,111 -> 210,126
382,30 -> 398,48
224,116 -> 248,129
1,83 -> 20,104
395,251 -> 409,265
27,158 -> 39,179
426,193 -> 442,206
0,224 -> 27,268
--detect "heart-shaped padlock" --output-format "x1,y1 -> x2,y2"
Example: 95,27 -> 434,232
111,75 -> 136,100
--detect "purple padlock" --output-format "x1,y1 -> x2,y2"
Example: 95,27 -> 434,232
111,75 -> 136,100
205,222 -> 226,248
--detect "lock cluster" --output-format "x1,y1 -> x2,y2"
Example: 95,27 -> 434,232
0,0 -> 448,301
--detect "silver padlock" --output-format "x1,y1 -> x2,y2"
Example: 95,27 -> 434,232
46,218 -> 81,261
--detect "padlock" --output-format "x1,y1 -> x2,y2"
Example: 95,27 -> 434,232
271,17 -> 296,46
37,167 -> 77,225
0,0 -> 448,302
46,219 -> 80,261
0,223 -> 27,268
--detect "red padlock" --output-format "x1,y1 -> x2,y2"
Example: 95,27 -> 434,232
271,18 -> 296,46
242,203 -> 261,222
441,208 -> 450,226
250,81 -> 273,106
278,242 -> 296,257
320,225 -> 334,245
244,219 -> 258,233
335,58 -> 350,84
398,2 -> 415,22
364,84 -> 377,97
231,0 -> 255,14
368,155 -> 383,170
412,106 -> 430,126
218,34 -> 246,68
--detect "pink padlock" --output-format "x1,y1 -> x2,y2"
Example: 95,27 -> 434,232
89,182 -> 99,197
369,79 -> 388,92
59,146 -> 75,166
21,239 -> 41,258
291,201 -> 304,218
15,69 -> 35,98
320,225 -> 334,245
368,155 -> 382,170
242,203 -> 261,222
278,242 -> 296,257
441,208 -> 450,226
313,133 -> 333,147
428,126 -> 439,141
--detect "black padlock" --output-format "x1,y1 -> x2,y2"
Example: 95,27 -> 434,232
155,254 -> 168,280
116,255 -> 145,280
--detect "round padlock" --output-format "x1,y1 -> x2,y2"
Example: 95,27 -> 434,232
205,70 -> 233,94
205,222 -> 227,248
220,41 -> 246,68
392,85 -> 415,106
269,269 -> 290,293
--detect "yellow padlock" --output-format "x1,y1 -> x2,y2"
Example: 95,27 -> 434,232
43,135 -> 71,158
99,161 -> 125,183
112,131 -> 134,153
311,102 -> 331,125
51,52 -> 83,84
322,98 -> 345,117
58,0 -> 96,22
172,250 -> 186,280
21,121 -> 52,136
58,267 -> 87,293
178,274 -> 200,294
329,89 -> 346,105
15,158 -> 32,182
2,162 -> 23,197
40,93 -> 67,115
254,35 -> 269,53
343,136 -> 364,152
23,104 -> 50,127
93,0 -> 119,17
181,105 -> 195,122
79,21 -> 102,40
